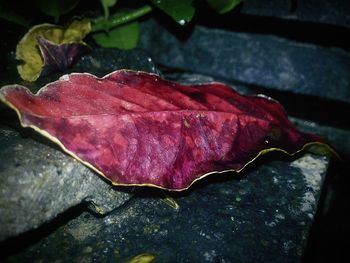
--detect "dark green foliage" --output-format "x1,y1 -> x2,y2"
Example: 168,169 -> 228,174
0,0 -> 243,49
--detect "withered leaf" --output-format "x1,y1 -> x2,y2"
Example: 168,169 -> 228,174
37,36 -> 90,76
16,20 -> 91,82
0,70 -> 332,190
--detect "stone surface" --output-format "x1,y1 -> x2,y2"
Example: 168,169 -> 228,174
290,117 -> 350,158
241,0 -> 350,28
0,126 -> 131,241
0,48 -> 158,241
73,48 -> 160,77
1,154 -> 329,262
139,19 -> 350,103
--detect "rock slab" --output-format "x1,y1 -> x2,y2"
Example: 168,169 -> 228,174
0,126 -> 131,241
139,19 -> 350,103
2,154 -> 329,262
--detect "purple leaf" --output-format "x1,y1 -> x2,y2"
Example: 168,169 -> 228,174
37,36 -> 90,75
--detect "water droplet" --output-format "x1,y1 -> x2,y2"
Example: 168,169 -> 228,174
178,19 -> 186,26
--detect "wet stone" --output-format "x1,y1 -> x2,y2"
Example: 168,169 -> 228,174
2,154 -> 329,262
0,127 -> 131,241
240,0 -> 350,28
139,19 -> 350,103
73,48 -> 161,77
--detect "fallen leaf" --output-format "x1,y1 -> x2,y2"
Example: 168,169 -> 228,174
37,36 -> 90,75
125,253 -> 155,263
0,70 -> 333,190
161,196 -> 180,210
16,19 -> 91,82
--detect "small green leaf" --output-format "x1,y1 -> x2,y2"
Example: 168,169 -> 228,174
125,253 -> 155,263
207,0 -> 242,14
36,0 -> 80,20
151,0 -> 195,25
92,21 -> 139,50
100,0 -> 118,19
161,195 -> 180,210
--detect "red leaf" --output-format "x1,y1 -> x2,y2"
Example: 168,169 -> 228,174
0,70 -> 330,190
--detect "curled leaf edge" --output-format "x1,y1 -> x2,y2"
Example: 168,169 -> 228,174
16,20 -> 91,82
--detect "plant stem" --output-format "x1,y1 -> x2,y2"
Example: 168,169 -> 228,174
91,4 -> 152,32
